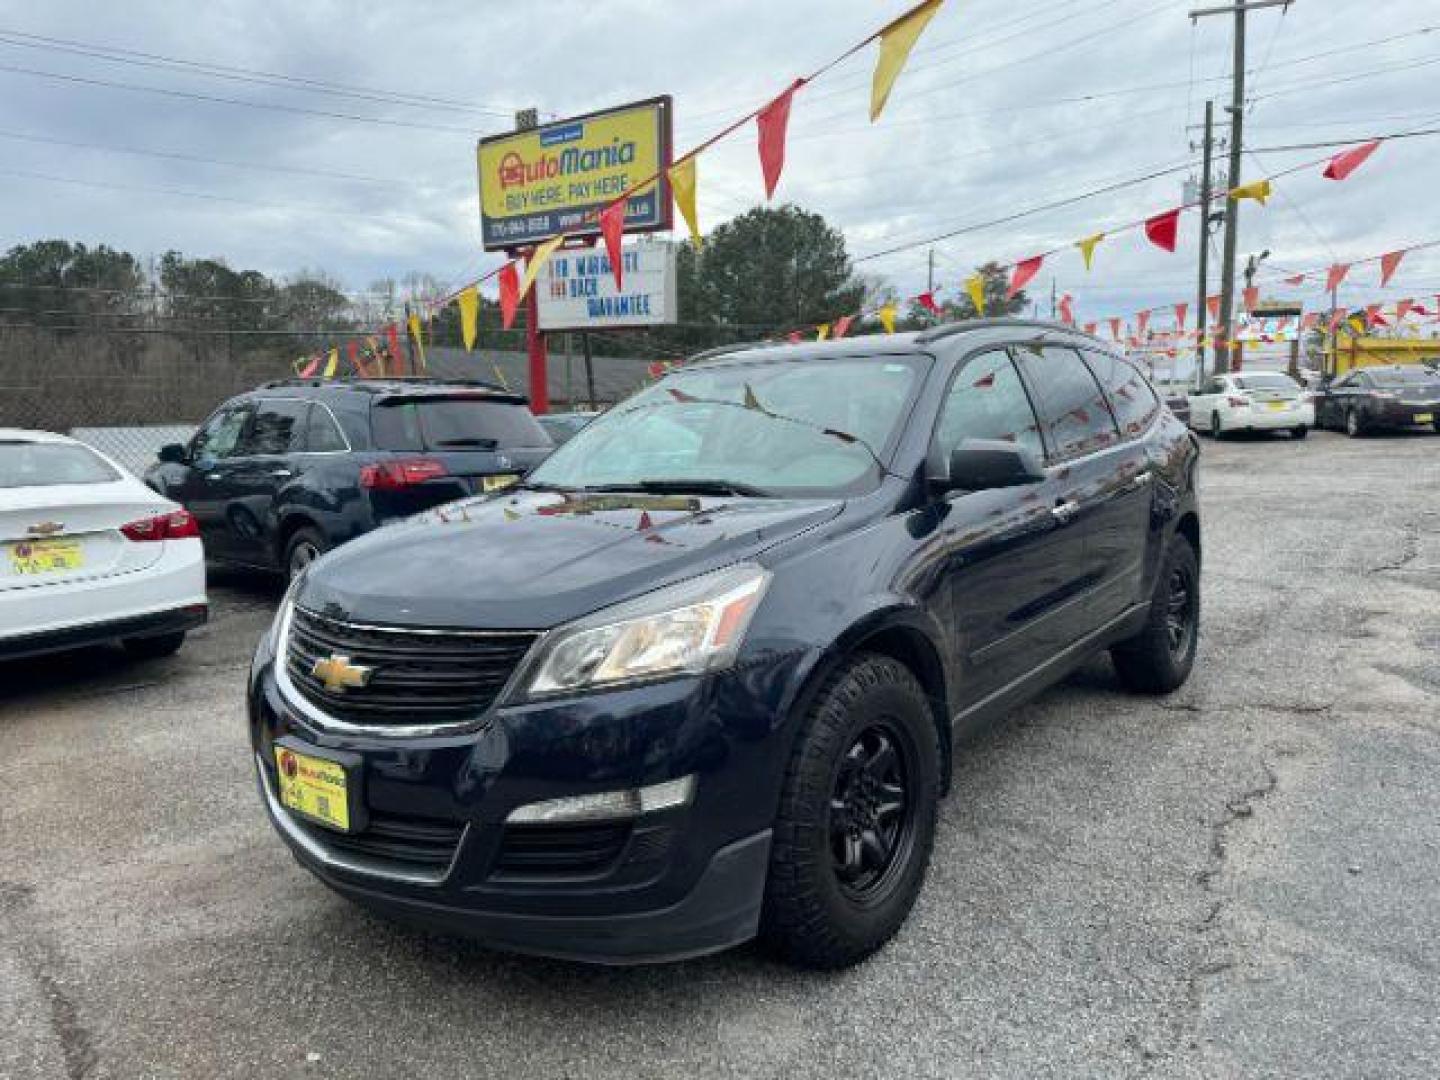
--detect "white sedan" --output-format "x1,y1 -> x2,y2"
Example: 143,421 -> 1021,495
1188,372 -> 1314,439
1,429 -> 207,661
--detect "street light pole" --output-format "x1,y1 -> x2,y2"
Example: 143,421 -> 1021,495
1194,99 -> 1215,388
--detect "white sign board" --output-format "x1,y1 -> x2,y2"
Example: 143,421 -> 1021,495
536,243 -> 677,331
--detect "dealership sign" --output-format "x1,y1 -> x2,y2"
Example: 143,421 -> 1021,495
476,97 -> 673,251
536,244 -> 677,331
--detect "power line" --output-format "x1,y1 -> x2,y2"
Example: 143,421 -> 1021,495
0,127 -> 406,185
0,61 -> 477,134
0,27 -> 518,116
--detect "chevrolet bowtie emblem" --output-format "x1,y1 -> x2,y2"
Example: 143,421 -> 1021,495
310,653 -> 373,693
27,521 -> 64,536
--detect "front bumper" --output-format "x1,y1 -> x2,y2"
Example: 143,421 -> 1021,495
249,648 -> 803,964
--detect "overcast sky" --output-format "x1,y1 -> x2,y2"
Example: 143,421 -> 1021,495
1,0 -> 1436,327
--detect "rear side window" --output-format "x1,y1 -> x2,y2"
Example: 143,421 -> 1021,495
1013,345 -> 1121,461
371,397 -> 551,451
0,442 -> 120,488
1083,352 -> 1160,437
934,350 -> 1044,462
239,399 -> 309,456
304,405 -> 349,452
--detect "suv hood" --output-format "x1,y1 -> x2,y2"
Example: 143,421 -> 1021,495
298,488 -> 842,629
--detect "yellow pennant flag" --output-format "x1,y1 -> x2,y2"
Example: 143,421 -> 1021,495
322,348 -> 339,377
964,274 -> 986,316
520,235 -> 565,300
458,286 -> 479,352
878,302 -> 897,334
669,157 -> 702,247
407,312 -> 427,369
870,0 -> 945,121
1076,233 -> 1104,271
1229,179 -> 1272,205
816,323 -> 830,341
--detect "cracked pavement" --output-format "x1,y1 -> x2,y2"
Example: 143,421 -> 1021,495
2,429 -> 1438,1078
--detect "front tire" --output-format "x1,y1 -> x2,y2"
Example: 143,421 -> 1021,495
121,631 -> 186,660
283,527 -> 329,581
1111,535 -> 1199,694
1210,412 -> 1224,439
1345,408 -> 1365,438
760,654 -> 941,969
1292,425 -> 1308,440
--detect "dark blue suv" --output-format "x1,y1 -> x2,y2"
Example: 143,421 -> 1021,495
147,378 -> 552,578
248,322 -> 1202,968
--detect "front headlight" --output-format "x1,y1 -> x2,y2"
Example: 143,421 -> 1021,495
514,563 -> 771,699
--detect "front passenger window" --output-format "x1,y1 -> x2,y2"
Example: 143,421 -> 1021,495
934,351 -> 1043,463
190,407 -> 249,463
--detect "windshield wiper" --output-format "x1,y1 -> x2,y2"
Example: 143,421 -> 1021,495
577,479 -> 772,498
433,436 -> 499,448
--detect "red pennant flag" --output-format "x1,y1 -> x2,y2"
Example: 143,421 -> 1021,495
599,200 -> 627,289
637,510 -> 653,532
1284,274 -> 1305,287
757,79 -> 804,199
1206,295 -> 1221,322
498,261 -> 520,330
1322,140 -> 1380,181
1243,285 -> 1259,312
833,314 -> 854,339
647,362 -> 666,378
1396,298 -> 1414,322
1136,310 -> 1150,337
786,330 -> 802,344
1379,249 -> 1405,287
1058,294 -> 1074,325
1083,321 -> 1097,336
1174,302 -> 1188,330
1300,312 -> 1318,331
917,291 -> 940,315
1144,207 -> 1181,253
1328,311 -> 1346,333
1365,303 -> 1385,327
298,356 -> 320,377
1108,317 -> 1121,340
972,371 -> 996,389
1325,263 -> 1350,292
385,322 -> 401,359
1007,255 -> 1043,299
346,340 -> 363,376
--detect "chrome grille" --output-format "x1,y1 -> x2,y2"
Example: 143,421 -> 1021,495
284,606 -> 538,727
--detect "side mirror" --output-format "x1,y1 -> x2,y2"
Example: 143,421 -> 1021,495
157,443 -> 188,465
931,438 -> 1046,494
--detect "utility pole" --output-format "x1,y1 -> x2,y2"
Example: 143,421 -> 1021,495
1049,278 -> 1057,320
1193,100 -> 1216,387
1190,0 -> 1293,375
514,107 -> 550,414
926,247 -> 935,295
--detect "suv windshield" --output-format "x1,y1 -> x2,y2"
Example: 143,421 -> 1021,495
372,395 -> 551,451
527,355 -> 926,497
0,441 -> 120,488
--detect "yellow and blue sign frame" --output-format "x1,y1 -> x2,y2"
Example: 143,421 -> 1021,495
477,96 -> 673,251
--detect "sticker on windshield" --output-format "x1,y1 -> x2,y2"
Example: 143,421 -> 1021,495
883,364 -> 907,373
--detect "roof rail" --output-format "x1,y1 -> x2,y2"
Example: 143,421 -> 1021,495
684,341 -> 782,364
914,317 -> 1092,345
256,375 -> 510,393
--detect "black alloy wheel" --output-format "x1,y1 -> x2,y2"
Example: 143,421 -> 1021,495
1110,534 -> 1200,694
1163,562 -> 1197,662
830,723 -> 915,902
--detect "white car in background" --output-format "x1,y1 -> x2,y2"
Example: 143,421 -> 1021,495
1188,372 -> 1314,439
1,429 -> 207,661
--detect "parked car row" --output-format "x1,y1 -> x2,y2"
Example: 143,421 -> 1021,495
1185,365 -> 1440,440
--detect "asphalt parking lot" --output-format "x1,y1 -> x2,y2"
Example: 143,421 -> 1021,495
2,429 -> 1438,1079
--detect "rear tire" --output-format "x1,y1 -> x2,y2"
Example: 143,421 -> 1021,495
1292,425 -> 1308,440
1210,412 -> 1224,439
283,527 -> 329,581
760,654 -> 940,970
121,631 -> 186,660
1111,536 -> 1199,694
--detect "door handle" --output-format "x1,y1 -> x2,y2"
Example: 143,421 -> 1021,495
1128,471 -> 1153,491
205,473 -> 222,481
1051,500 -> 1079,523
270,469 -> 293,479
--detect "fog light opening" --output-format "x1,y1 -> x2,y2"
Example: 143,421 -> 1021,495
505,775 -> 696,825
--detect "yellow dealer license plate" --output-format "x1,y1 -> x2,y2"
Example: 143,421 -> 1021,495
482,473 -> 520,492
1266,401 -> 1288,411
1415,413 -> 1433,424
8,538 -> 84,575
275,744 -> 352,831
